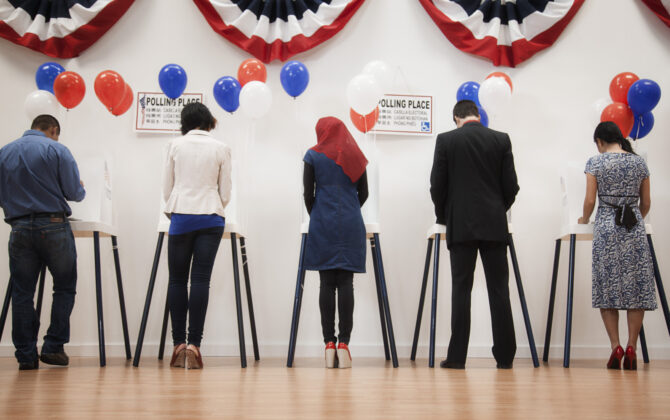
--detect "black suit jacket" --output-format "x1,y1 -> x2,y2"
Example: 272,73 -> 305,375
430,122 -> 519,248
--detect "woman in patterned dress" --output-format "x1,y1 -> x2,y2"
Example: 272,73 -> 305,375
578,121 -> 656,370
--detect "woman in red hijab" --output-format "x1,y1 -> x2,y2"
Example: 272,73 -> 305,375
303,116 -> 368,368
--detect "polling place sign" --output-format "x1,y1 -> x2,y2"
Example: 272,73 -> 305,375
371,94 -> 433,136
135,92 -> 203,133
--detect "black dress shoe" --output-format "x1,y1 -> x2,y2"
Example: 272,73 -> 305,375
40,352 -> 69,366
496,363 -> 513,369
18,360 -> 39,370
440,359 -> 465,369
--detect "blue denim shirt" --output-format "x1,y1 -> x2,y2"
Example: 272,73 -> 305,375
0,130 -> 85,221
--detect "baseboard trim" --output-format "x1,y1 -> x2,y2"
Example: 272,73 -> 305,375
2,343 -> 669,360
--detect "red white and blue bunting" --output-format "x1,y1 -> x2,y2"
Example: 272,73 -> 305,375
418,0 -> 585,67
641,0 -> 670,27
193,0 -> 366,63
0,0 -> 134,58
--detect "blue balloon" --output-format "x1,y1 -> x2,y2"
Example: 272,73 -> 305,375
158,64 -> 187,99
35,62 -> 64,93
478,107 -> 489,127
627,79 -> 661,115
456,81 -> 480,106
280,61 -> 309,98
630,112 -> 654,140
213,76 -> 241,113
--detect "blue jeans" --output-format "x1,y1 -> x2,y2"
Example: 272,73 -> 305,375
167,226 -> 223,347
9,217 -> 77,363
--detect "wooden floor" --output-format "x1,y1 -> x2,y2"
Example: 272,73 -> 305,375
0,356 -> 668,419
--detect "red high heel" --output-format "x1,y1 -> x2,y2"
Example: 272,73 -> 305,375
606,345 -> 624,369
623,346 -> 637,370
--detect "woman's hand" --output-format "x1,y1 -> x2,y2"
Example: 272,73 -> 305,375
578,217 -> 589,224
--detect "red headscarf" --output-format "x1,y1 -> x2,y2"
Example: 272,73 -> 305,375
311,117 -> 368,183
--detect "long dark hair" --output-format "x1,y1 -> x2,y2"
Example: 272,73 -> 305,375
593,121 -> 636,155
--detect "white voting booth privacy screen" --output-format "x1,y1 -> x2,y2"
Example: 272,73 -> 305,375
69,157 -> 113,225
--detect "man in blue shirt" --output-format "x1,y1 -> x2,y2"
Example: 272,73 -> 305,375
0,115 -> 85,370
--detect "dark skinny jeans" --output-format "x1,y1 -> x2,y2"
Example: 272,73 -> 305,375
319,269 -> 354,345
167,226 -> 223,347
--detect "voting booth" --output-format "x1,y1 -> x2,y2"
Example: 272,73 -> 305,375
133,159 -> 260,368
543,161 -> 670,367
287,145 -> 399,368
0,156 -> 131,367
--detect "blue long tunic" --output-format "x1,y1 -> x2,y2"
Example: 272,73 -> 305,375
303,150 -> 366,273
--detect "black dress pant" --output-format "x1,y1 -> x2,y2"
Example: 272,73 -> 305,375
319,269 -> 354,344
446,240 -> 516,365
167,226 -> 224,347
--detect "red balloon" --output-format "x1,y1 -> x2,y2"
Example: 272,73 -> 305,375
486,72 -> 513,92
53,71 -> 85,109
609,72 -> 639,105
95,70 -> 126,111
350,107 -> 379,133
111,83 -> 133,116
238,58 -> 267,86
601,102 -> 634,137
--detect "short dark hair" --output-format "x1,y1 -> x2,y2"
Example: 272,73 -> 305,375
180,102 -> 216,135
453,100 -> 480,119
594,121 -> 636,155
31,114 -> 60,134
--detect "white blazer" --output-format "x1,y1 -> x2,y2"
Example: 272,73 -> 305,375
162,129 -> 232,218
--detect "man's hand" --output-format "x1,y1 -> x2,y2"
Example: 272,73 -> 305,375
80,180 -> 85,188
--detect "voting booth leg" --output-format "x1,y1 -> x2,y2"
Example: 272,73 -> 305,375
93,232 -> 106,367
0,267 -> 46,341
240,237 -> 260,361
639,326 -> 650,364
111,236 -> 132,360
370,237 -> 390,361
133,232 -> 165,367
35,266 -> 47,320
158,298 -> 169,360
372,234 -> 399,368
563,235 -> 576,368
411,238 -> 434,361
508,236 -> 540,368
647,235 -> 670,337
543,240 -> 562,362
429,234 -> 441,368
230,233 -> 248,368
0,280 -> 11,341
287,234 -> 308,367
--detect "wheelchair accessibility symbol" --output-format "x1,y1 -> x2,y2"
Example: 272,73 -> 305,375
421,121 -> 430,132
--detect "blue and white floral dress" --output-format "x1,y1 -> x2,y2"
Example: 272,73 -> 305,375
585,153 -> 656,310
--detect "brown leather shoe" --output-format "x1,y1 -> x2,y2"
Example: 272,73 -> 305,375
185,344 -> 203,369
170,343 -> 187,368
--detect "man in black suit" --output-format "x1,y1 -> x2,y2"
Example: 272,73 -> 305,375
430,100 -> 519,369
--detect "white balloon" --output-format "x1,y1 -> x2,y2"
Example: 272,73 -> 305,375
239,81 -> 272,119
347,74 -> 382,115
478,77 -> 512,116
592,97 -> 613,123
24,90 -> 61,121
362,60 -> 393,92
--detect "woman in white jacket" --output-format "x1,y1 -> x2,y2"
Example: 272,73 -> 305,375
162,102 -> 232,369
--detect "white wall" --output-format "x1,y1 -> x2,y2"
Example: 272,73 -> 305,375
0,0 -> 669,361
